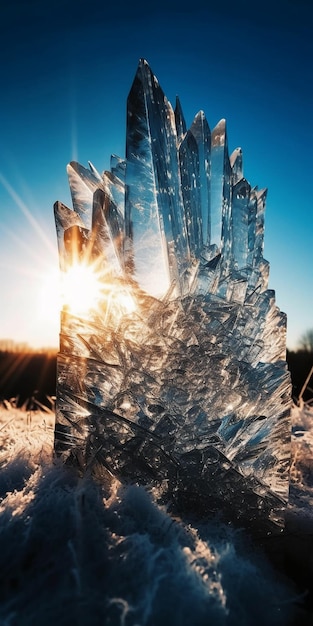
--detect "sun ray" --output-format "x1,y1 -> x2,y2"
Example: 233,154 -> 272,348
1,222 -> 58,269
0,350 -> 33,389
0,173 -> 55,253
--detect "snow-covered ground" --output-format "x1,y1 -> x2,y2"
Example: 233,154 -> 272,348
0,402 -> 312,625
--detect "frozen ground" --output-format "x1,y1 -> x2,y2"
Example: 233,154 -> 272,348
0,401 -> 312,625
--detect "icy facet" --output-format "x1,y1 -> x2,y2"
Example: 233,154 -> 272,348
54,59 -> 291,534
125,59 -> 191,297
67,161 -> 100,230
210,119 -> 231,253
189,111 -> 211,247
178,130 -> 202,257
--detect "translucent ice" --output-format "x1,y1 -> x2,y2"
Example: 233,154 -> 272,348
54,59 -> 291,534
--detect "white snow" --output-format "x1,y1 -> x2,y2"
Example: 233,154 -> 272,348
0,401 -> 312,625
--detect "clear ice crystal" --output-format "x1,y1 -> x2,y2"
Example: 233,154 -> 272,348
54,59 -> 291,534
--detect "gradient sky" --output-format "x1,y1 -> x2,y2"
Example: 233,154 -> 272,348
0,0 -> 312,350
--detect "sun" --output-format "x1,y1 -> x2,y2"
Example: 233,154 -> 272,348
60,261 -> 137,321
61,262 -> 104,316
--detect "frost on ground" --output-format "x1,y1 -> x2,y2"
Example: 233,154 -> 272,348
0,402 -> 312,626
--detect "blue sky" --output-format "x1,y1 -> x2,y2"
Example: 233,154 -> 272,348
0,0 -> 312,349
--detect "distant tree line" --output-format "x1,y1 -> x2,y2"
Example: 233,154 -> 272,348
0,336 -> 312,408
287,351 -> 313,403
0,339 -> 56,355
287,329 -> 313,403
0,349 -> 57,408
298,329 -> 313,353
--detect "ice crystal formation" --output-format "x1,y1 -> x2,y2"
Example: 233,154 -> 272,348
54,59 -> 291,533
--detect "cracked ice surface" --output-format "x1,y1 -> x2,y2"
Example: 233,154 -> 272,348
54,59 -> 291,534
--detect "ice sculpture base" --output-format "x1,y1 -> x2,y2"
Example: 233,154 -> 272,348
55,285 -> 291,535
